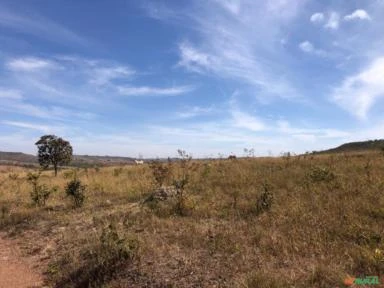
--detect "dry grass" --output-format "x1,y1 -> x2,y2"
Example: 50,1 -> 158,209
0,152 -> 384,287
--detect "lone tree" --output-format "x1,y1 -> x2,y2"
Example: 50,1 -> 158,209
35,135 -> 73,176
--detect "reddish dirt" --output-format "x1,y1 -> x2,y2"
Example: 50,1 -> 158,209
0,234 -> 43,288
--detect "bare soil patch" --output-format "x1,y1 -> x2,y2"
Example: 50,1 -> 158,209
0,233 -> 43,288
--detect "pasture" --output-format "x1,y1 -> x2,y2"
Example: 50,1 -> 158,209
0,152 -> 383,287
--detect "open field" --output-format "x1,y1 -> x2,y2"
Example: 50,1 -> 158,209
0,152 -> 383,287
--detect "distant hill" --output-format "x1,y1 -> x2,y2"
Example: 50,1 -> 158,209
0,152 -> 37,164
316,139 -> 384,154
0,151 -> 137,167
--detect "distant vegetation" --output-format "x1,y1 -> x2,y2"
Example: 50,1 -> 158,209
314,139 -> 384,154
2,139 -> 384,168
0,152 -> 137,168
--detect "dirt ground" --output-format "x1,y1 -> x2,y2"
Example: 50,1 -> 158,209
0,234 -> 43,288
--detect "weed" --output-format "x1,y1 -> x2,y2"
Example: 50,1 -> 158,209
1,203 -> 10,219
149,160 -> 170,187
113,167 -> 123,177
27,172 -> 52,206
308,166 -> 335,182
255,182 -> 273,215
8,173 -> 19,180
54,223 -> 139,287
65,179 -> 86,207
172,149 -> 192,216
63,169 -> 76,179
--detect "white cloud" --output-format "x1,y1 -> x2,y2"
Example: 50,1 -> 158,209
89,66 -> 135,86
176,106 -> 215,119
117,85 -> 194,96
324,12 -> 340,29
344,9 -> 371,21
2,121 -> 55,133
299,41 -> 326,56
7,57 -> 55,71
178,42 -> 212,73
332,57 -> 384,119
299,41 -> 314,53
231,110 -> 265,131
310,12 -> 324,23
0,88 -> 22,99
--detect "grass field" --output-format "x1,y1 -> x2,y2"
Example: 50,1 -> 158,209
0,151 -> 383,287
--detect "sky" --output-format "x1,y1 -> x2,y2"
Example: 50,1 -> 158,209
0,0 -> 384,158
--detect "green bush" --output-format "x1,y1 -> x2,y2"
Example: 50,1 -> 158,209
27,172 -> 52,206
65,179 -> 86,207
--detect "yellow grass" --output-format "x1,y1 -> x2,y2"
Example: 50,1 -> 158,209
0,151 -> 383,287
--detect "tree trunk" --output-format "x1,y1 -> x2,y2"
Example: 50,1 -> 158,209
54,164 -> 58,176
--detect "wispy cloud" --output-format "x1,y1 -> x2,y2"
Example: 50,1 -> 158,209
175,105 -> 216,119
51,56 -> 136,89
0,6 -> 87,46
7,57 -> 56,71
344,9 -> 371,21
213,0 -> 241,15
89,66 -> 135,86
2,120 -> 56,133
0,88 -> 22,99
141,2 -> 182,21
276,120 -> 350,139
0,98 -> 96,121
171,1 -> 303,101
117,85 -> 194,97
332,57 -> 384,119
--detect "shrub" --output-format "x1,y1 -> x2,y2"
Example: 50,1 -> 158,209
255,182 -> 273,215
1,203 -> 10,219
65,179 -> 86,207
8,173 -> 19,180
27,172 -> 52,206
308,166 -> 335,182
113,167 -> 123,177
149,160 -> 170,187
172,150 -> 192,216
54,223 -> 139,287
63,169 -> 76,179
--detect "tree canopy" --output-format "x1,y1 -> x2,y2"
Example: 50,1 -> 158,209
35,135 -> 73,176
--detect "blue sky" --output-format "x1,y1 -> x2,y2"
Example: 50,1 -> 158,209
1,0 -> 384,158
